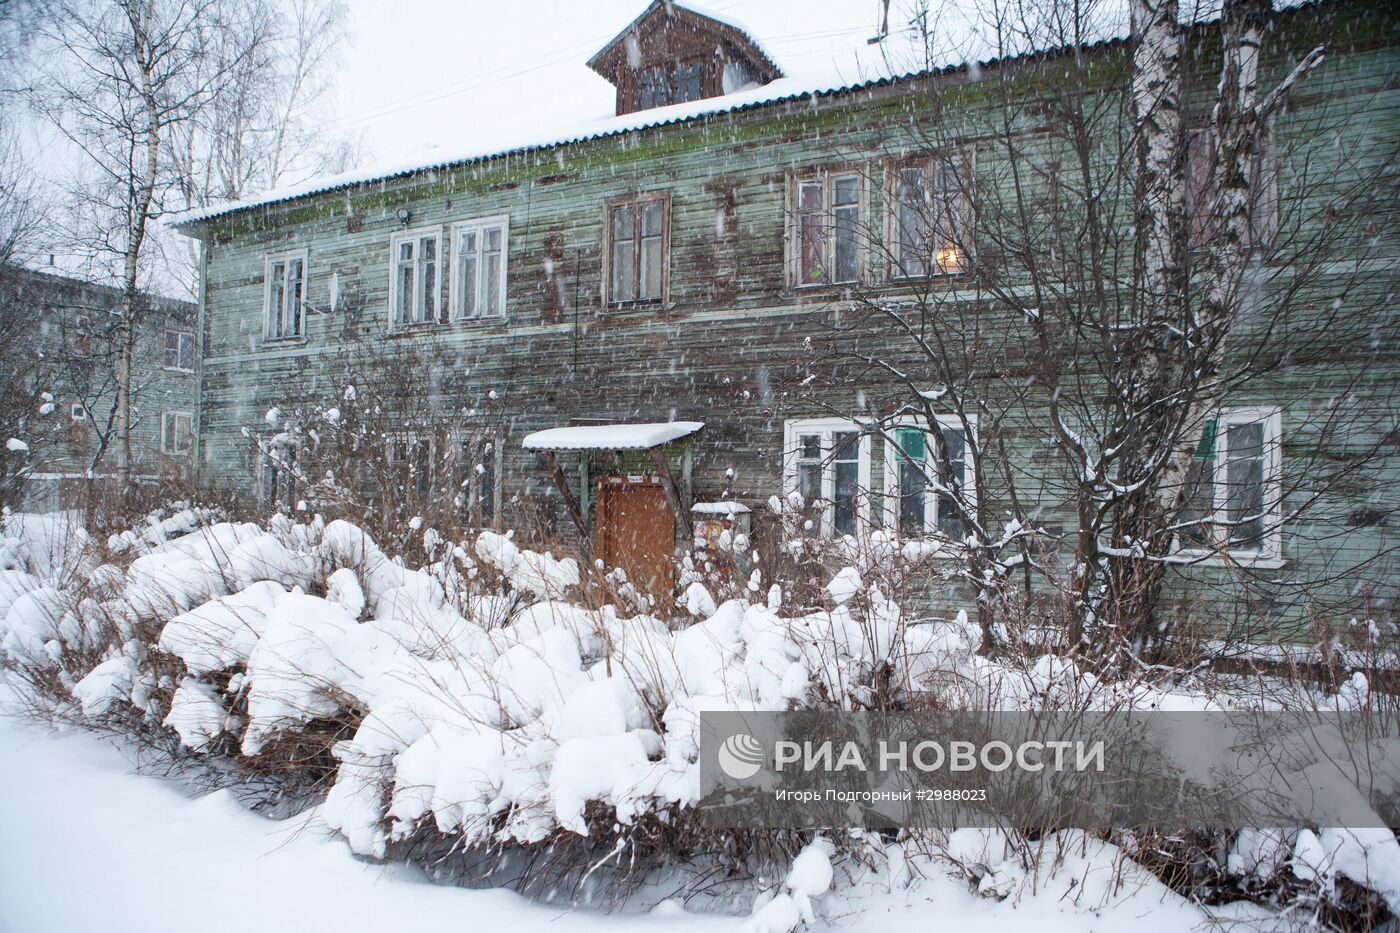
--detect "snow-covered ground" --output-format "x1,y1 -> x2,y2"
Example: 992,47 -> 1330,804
0,716 -> 1232,932
0,715 -> 734,933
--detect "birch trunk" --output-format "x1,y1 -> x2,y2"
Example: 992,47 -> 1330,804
1154,0 -> 1325,517
116,0 -> 163,492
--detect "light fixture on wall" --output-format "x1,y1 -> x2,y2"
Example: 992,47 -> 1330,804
396,208 -> 412,226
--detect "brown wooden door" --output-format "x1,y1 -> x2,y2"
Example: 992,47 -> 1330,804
595,476 -> 676,604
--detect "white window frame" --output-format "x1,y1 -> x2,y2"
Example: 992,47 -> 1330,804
1173,406 -> 1284,567
70,403 -> 85,421
263,249 -> 307,340
449,216 -> 509,320
887,150 -> 974,279
788,170 -> 866,288
782,417 -> 873,537
164,329 -> 195,372
161,411 -> 193,455
389,226 -> 443,328
881,414 -> 979,541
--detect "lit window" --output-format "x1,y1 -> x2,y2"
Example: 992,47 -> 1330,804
161,411 -> 193,455
390,228 -> 442,327
784,418 -> 872,537
884,418 -> 977,540
791,171 -> 863,286
891,155 -> 971,277
451,217 -> 508,320
1177,407 -> 1282,561
264,251 -> 306,339
164,330 -> 195,371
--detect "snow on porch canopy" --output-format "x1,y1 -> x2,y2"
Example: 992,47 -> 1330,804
521,421 -> 704,452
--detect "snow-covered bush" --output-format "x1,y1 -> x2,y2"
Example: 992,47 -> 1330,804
3,506 -> 1399,927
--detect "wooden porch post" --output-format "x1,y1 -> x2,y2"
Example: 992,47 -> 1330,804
649,445 -> 693,540
540,450 -> 590,543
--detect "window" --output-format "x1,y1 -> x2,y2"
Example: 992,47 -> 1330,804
164,330 -> 195,371
790,171 -> 863,287
388,436 -> 435,501
783,418 -> 873,537
606,194 -> 669,304
264,250 -> 306,339
1177,407 -> 1282,562
390,228 -> 442,327
71,315 -> 91,356
890,154 -> 971,277
1186,125 -> 1277,251
450,217 -> 508,320
70,403 -> 85,421
263,444 -> 296,508
883,417 -> 978,540
458,433 -> 499,526
161,411 -> 193,455
637,61 -> 705,109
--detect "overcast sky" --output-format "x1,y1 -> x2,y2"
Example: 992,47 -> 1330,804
329,0 -> 909,168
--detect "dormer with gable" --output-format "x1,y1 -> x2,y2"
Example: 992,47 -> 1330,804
587,1 -> 783,116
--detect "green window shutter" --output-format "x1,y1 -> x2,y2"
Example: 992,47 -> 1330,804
895,428 -> 926,462
1193,418 -> 1218,460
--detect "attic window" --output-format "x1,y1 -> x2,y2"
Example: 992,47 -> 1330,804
639,61 -> 704,109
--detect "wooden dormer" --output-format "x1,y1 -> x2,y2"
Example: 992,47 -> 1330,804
588,1 -> 783,116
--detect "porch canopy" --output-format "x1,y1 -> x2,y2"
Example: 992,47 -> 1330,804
521,421 -> 704,541
521,421 -> 704,451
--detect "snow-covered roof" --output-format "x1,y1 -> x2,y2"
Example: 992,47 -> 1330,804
691,500 -> 751,515
585,0 -> 783,82
169,65 -> 924,230
163,0 -> 1313,234
521,421 -> 704,451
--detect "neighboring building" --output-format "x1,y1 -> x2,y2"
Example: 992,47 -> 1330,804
174,1 -> 1398,627
0,264 -> 197,510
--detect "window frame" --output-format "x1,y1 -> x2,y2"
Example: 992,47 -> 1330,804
263,249 -> 308,341
161,410 -> 193,456
1185,121 -> 1278,254
448,215 -> 510,321
385,433 -> 438,502
455,427 -> 503,528
782,417 -> 874,538
389,226 -> 443,329
881,414 -> 980,542
636,59 -> 706,110
787,168 -> 868,288
602,191 -> 672,307
1173,406 -> 1284,566
885,149 -> 975,280
164,329 -> 195,372
69,403 -> 85,421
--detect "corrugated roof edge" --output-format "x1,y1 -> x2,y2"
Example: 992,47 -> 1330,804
169,64 -> 941,231
169,0 -> 1338,232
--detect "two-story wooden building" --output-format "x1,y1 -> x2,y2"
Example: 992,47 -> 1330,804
175,0 -> 1398,629
2,264 -> 197,510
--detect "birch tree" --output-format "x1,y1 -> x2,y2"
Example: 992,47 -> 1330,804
803,0 -> 1393,661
